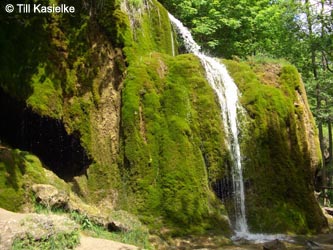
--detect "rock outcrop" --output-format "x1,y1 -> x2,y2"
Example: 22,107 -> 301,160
225,60 -> 327,233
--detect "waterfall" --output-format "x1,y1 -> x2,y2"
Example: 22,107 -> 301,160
168,13 -> 291,243
168,13 -> 248,235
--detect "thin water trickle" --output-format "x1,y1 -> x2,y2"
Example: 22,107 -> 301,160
168,13 -> 248,235
168,14 -> 291,243
170,27 -> 176,56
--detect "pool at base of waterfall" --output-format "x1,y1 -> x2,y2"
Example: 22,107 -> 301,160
232,231 -> 292,244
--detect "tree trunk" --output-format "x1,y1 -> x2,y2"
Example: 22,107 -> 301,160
328,122 -> 332,186
319,122 -> 327,186
305,0 -> 326,193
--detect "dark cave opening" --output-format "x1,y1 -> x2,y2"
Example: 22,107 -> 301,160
0,88 -> 91,181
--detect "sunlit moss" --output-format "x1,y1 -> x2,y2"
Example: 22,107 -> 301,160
27,64 -> 63,119
120,53 -> 230,234
224,59 -> 326,234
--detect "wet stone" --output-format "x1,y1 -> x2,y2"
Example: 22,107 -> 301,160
263,239 -> 287,250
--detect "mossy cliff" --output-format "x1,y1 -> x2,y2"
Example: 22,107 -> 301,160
0,0 -> 230,235
224,59 -> 327,234
0,0 -> 326,239
100,0 -> 231,234
120,52 -> 231,234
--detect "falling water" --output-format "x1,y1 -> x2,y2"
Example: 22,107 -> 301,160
168,13 -> 248,234
170,29 -> 176,56
168,13 -> 291,243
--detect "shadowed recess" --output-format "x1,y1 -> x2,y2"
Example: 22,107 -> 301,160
0,88 -> 91,180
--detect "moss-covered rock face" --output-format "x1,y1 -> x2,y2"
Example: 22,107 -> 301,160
224,59 -> 327,234
0,0 -> 230,235
120,52 -> 230,234
0,0 -> 125,201
97,0 -> 231,234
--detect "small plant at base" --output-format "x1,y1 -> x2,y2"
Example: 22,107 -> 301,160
12,231 -> 80,250
70,211 -> 95,231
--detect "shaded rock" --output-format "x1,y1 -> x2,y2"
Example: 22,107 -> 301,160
107,220 -> 128,232
263,239 -> 287,250
106,210 -> 142,232
68,195 -> 134,232
32,184 -> 69,209
306,240 -> 323,250
32,184 -> 141,233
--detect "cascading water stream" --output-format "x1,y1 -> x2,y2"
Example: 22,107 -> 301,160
168,13 -> 291,243
170,29 -> 176,56
168,13 -> 248,235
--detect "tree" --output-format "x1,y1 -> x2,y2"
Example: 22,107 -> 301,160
162,0 -> 291,57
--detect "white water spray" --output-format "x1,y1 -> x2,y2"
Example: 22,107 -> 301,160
168,13 -> 291,243
168,13 -> 248,234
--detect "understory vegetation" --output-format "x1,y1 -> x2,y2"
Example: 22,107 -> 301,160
33,205 -> 153,249
12,231 -> 80,250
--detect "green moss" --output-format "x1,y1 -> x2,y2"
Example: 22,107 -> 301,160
279,65 -> 302,96
120,53 -> 229,234
97,1 -> 133,49
63,96 -> 93,153
100,0 -> 175,62
86,163 -> 121,202
0,148 -> 47,211
0,0 -> 179,215
132,0 -> 174,56
27,64 -> 63,119
224,59 -> 326,234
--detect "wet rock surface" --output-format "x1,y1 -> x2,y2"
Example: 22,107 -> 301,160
263,239 -> 287,250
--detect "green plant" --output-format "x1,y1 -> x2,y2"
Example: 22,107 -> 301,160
246,54 -> 288,65
12,231 -> 80,250
70,211 -> 95,231
69,211 -> 152,249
